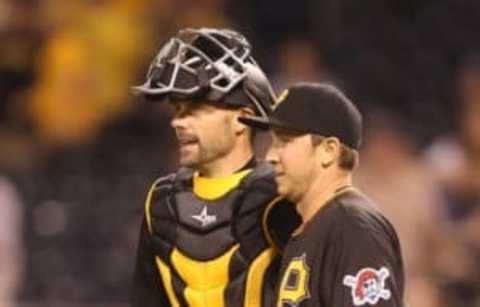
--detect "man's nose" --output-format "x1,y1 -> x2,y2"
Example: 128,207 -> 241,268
266,146 -> 279,165
171,115 -> 186,129
170,102 -> 190,129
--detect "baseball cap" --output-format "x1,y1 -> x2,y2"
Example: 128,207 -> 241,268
239,82 -> 362,149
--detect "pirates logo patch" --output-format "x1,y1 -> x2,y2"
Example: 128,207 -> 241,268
277,254 -> 310,307
343,266 -> 391,306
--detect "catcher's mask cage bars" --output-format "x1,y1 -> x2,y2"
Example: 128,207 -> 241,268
132,28 -> 270,119
132,28 -> 253,99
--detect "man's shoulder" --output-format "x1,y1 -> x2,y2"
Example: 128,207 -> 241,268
235,161 -> 282,204
325,189 -> 392,231
150,168 -> 194,190
334,189 -> 376,214
150,173 -> 176,189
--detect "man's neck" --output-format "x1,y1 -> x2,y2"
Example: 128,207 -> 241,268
199,145 -> 254,178
297,171 -> 352,224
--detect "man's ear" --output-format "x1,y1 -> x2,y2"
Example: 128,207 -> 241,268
239,107 -> 255,117
317,137 -> 342,168
234,107 -> 256,134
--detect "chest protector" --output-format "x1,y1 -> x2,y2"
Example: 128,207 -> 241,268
144,162 -> 286,307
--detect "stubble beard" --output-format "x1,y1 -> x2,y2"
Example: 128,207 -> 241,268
178,145 -> 201,168
178,142 -> 224,169
182,141 -> 237,176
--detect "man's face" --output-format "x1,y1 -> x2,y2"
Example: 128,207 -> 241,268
266,130 -> 316,202
170,101 -> 239,168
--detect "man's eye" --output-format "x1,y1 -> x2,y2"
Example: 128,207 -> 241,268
188,104 -> 208,114
279,136 -> 293,143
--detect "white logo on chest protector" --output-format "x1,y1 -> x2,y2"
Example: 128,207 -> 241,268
191,206 -> 217,227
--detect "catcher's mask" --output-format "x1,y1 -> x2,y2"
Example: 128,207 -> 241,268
132,28 -> 275,118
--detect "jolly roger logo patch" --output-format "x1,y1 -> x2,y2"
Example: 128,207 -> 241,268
343,266 -> 391,306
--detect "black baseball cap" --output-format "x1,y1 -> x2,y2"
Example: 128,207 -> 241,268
239,82 -> 362,149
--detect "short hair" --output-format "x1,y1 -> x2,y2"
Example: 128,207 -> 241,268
311,135 -> 358,171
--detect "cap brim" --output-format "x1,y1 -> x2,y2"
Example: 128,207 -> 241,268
239,115 -> 295,132
238,115 -> 273,130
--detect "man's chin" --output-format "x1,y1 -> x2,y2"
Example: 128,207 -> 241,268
178,154 -> 200,168
276,183 -> 289,197
179,159 -> 198,168
179,145 -> 201,165
276,183 -> 297,201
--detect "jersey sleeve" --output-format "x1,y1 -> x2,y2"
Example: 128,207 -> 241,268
320,210 -> 405,307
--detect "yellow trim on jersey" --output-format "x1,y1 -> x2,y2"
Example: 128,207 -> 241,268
261,196 -> 285,253
171,244 -> 240,307
155,257 -> 181,307
193,169 -> 252,200
244,247 -> 276,307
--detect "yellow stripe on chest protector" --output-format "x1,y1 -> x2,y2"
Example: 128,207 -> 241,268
155,257 -> 181,307
171,244 -> 240,307
244,247 -> 276,307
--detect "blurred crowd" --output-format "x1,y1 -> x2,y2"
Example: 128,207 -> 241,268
1,0 -> 480,306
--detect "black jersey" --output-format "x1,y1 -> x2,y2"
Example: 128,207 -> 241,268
276,188 -> 405,307
132,161 -> 300,307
